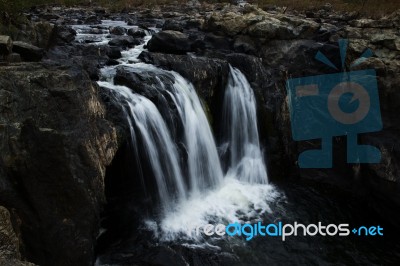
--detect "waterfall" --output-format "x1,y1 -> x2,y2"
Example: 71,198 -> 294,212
167,72 -> 224,193
99,81 -> 187,212
99,64 -> 224,211
99,63 -> 268,218
222,65 -> 268,184
91,20 -> 273,240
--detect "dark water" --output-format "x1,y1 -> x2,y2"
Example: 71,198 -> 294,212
97,175 -> 400,266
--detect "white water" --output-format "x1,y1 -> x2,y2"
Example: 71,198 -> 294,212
90,20 -> 277,242
222,66 -> 268,184
166,72 -> 224,193
98,81 -> 187,212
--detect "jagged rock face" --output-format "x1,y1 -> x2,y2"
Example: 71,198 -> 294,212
0,64 -> 118,266
0,206 -> 35,266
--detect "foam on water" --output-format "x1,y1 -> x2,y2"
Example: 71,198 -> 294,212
146,177 -> 280,242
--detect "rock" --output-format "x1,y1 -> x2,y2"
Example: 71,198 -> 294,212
112,65 -> 184,135
162,19 -> 185,31
147,30 -> 192,54
0,206 -> 21,262
204,7 -> 319,40
12,41 -> 43,62
6,53 -> 22,63
84,15 -> 101,25
138,51 -> 229,109
31,22 -> 54,48
109,26 -> 126,35
350,18 -> 394,28
50,25 -> 76,45
106,58 -> 119,66
108,36 -> 140,47
204,33 -> 233,51
233,35 -> 257,55
0,206 -> 35,265
0,36 -> 13,56
362,28 -> 398,44
0,64 -> 118,266
205,11 -> 262,36
107,46 -> 122,59
127,28 -> 146,38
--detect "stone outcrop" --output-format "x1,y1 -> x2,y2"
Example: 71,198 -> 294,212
0,63 -> 119,265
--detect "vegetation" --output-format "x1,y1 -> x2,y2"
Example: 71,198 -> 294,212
0,0 -> 399,16
253,0 -> 400,16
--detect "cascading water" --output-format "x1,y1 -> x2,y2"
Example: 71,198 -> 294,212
98,81 -> 187,212
79,20 -> 278,242
166,72 -> 224,193
222,65 -> 268,184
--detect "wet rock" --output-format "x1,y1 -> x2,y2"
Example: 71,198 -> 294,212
147,30 -> 192,54
127,28 -> 146,38
84,15 -> 101,25
107,46 -> 122,59
12,41 -> 43,62
108,36 -> 140,48
106,58 -> 119,66
109,26 -> 126,35
138,51 -> 229,110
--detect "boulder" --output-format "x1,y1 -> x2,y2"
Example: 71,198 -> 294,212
11,42 -> 43,62
205,11 -> 263,36
32,22 -> 54,48
0,36 -> 13,56
107,46 -> 122,59
50,25 -> 76,45
147,30 -> 192,54
127,28 -> 146,38
162,19 -> 185,32
109,26 -> 126,35
108,36 -> 140,47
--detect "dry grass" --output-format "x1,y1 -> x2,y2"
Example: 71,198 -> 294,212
1,0 -> 399,17
252,0 -> 400,17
